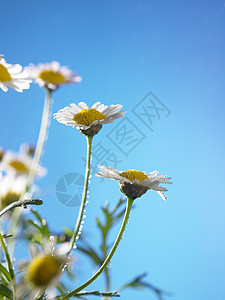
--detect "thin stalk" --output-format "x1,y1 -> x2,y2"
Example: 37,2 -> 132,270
62,196 -> 134,299
25,88 -> 52,191
103,229 -> 110,300
67,135 -> 93,254
105,268 -> 110,291
8,88 -> 52,257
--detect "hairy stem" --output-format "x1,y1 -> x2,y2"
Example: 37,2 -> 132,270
62,196 -> 133,299
67,135 -> 93,254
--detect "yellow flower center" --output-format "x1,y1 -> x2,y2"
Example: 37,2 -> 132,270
8,160 -> 29,173
27,255 -> 60,287
73,108 -> 106,126
120,170 -> 148,182
0,64 -> 12,82
38,70 -> 66,84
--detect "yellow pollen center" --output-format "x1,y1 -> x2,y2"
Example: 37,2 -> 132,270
73,108 -> 106,126
27,255 -> 60,286
38,70 -> 66,84
0,64 -> 12,82
120,170 -> 148,182
8,160 -> 29,173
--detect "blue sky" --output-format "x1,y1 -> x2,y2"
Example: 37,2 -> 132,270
1,0 -> 225,299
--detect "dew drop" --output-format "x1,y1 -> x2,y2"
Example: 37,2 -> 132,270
83,215 -> 86,219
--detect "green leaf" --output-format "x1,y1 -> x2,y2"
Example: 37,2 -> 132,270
31,209 -> 45,224
26,219 -> 42,232
31,209 -> 50,237
118,273 -> 170,299
63,228 -> 73,237
77,244 -> 103,266
0,264 -> 11,282
0,284 -> 13,299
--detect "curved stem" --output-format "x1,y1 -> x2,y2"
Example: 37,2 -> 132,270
25,88 -> 52,191
0,199 -> 43,218
67,135 -> 93,254
62,196 -> 134,299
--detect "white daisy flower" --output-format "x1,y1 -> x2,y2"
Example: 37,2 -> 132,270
0,175 -> 29,210
25,61 -> 81,90
0,55 -> 31,92
96,165 -> 172,201
54,102 -> 126,136
2,150 -> 46,177
16,238 -> 70,300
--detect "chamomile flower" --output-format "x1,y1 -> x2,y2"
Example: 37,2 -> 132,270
96,165 -> 172,200
25,61 -> 81,90
2,150 -> 46,177
54,102 -> 125,136
16,239 -> 70,300
0,175 -> 29,209
0,55 -> 31,92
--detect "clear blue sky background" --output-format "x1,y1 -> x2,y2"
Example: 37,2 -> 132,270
1,0 -> 225,299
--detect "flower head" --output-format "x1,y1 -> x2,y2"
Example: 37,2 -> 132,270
17,239 -> 70,300
96,165 -> 172,200
54,102 -> 125,136
0,55 -> 31,92
1,149 -> 46,177
0,175 -> 29,209
25,61 -> 81,90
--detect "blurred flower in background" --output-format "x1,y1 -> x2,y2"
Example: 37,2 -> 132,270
25,61 -> 81,90
0,55 -> 31,92
16,239 -> 70,300
0,143 -> 46,210
1,143 -> 46,178
0,175 -> 30,210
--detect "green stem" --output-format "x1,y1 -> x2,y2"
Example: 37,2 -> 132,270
103,229 -> 110,299
0,232 -> 15,290
67,135 -> 93,254
62,197 -> 134,299
26,88 -> 52,191
105,267 -> 110,291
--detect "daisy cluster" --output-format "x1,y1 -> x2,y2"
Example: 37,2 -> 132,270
0,53 -> 172,300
